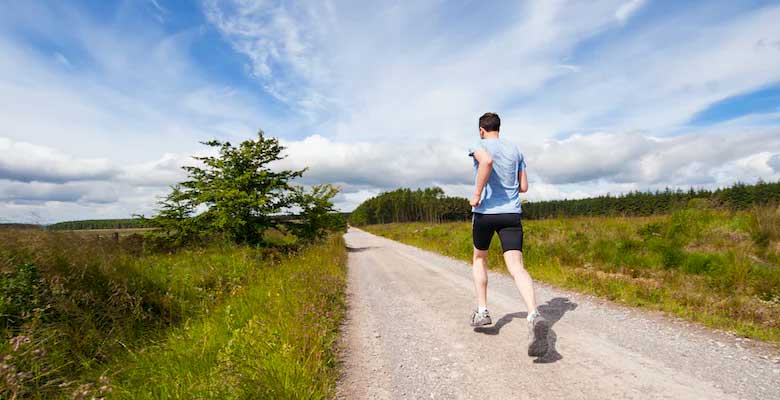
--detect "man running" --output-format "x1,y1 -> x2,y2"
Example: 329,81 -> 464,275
468,112 -> 548,356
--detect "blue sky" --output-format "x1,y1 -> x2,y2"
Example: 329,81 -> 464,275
1,0 -> 779,223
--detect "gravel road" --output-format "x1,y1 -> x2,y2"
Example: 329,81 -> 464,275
336,228 -> 780,400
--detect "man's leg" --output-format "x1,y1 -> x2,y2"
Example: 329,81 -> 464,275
503,250 -> 537,313
472,248 -> 489,309
507,250 -> 549,356
470,214 -> 493,327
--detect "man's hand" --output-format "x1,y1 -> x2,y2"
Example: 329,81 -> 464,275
470,193 -> 481,207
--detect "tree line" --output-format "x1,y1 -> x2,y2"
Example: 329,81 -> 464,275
349,180 -> 780,225
47,219 -> 151,230
348,187 -> 472,225
523,180 -> 780,219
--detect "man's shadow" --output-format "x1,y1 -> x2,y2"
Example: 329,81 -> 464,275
474,297 -> 577,364
346,246 -> 375,253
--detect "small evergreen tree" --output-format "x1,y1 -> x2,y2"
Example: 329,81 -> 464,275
147,130 -> 343,245
152,184 -> 198,246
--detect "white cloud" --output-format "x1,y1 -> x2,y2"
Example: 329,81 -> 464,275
505,4 -> 780,137
117,153 -> 191,187
203,0 -> 780,150
0,10 -> 278,165
275,127 -> 780,209
0,137 -> 117,183
277,134 -> 469,186
53,52 -> 71,67
530,129 -> 780,185
0,180 -> 122,204
769,154 -> 780,172
203,0 -> 632,141
202,0 -> 333,117
713,152 -> 780,184
615,0 -> 646,24
0,137 -> 194,222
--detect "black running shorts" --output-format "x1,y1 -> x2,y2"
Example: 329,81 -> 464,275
472,212 -> 524,252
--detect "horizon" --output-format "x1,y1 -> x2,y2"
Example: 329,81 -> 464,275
2,1 -> 780,224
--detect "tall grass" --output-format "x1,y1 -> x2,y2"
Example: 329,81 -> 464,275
0,230 -> 346,399
365,206 -> 780,342
111,235 -> 347,399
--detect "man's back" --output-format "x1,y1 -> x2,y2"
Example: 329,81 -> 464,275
469,137 -> 525,214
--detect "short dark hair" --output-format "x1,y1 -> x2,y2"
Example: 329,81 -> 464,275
479,112 -> 500,132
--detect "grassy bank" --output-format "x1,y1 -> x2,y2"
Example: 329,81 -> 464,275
364,206 -> 780,342
0,230 -> 347,399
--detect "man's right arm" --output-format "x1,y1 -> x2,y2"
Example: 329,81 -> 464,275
471,148 -> 493,207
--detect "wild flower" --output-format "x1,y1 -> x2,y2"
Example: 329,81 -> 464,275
9,335 -> 31,352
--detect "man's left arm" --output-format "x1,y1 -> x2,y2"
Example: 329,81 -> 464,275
519,169 -> 528,193
518,152 -> 528,193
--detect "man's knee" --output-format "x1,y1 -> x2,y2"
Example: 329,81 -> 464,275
473,248 -> 488,261
504,250 -> 525,273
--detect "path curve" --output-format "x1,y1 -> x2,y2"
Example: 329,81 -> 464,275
336,228 -> 780,399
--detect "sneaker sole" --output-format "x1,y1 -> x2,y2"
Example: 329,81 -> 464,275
470,318 -> 493,327
528,320 -> 550,356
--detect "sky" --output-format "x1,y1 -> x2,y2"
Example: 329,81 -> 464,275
1,0 -> 780,223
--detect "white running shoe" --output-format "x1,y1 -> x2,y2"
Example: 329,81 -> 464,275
470,309 -> 492,327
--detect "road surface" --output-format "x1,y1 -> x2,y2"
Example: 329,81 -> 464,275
336,228 -> 780,400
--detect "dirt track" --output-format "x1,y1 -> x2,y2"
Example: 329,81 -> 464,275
336,228 -> 780,400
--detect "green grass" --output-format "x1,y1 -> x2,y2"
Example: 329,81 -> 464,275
0,230 -> 347,399
110,235 -> 347,399
363,206 -> 780,342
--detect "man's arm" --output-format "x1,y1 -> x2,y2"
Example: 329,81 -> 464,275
519,169 -> 528,193
470,148 -> 493,207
